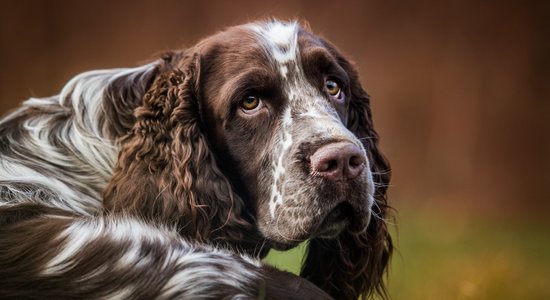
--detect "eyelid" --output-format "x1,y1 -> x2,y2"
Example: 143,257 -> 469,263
333,89 -> 345,102
334,89 -> 343,99
327,76 -> 346,90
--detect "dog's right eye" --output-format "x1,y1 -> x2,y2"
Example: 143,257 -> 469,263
325,80 -> 341,98
241,96 -> 263,113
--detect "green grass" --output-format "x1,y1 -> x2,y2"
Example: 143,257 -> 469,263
263,209 -> 550,299
264,241 -> 309,275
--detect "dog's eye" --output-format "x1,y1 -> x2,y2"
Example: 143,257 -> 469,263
241,96 -> 262,112
325,80 -> 341,98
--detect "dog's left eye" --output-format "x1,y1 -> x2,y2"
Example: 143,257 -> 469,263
241,95 -> 263,113
325,80 -> 341,98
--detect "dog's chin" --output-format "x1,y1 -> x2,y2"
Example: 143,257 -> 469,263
265,202 -> 366,249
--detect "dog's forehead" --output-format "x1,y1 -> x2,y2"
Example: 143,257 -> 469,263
246,21 -> 299,57
250,21 -> 297,44
244,21 -> 317,72
198,21 -> 327,81
245,21 -> 327,59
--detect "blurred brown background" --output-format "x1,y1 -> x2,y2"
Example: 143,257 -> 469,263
2,0 -> 548,217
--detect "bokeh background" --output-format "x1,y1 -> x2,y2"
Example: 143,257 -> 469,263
1,1 -> 549,299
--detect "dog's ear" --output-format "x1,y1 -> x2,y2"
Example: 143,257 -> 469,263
301,52 -> 393,299
100,64 -> 159,138
103,51 -> 259,249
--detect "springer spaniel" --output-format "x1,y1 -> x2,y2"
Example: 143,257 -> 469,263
0,20 -> 392,299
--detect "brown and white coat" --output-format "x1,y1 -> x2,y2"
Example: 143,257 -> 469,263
0,20 -> 392,299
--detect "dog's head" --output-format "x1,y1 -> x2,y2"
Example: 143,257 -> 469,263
104,20 -> 392,299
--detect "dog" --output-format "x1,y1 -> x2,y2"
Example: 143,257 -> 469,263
0,19 -> 392,299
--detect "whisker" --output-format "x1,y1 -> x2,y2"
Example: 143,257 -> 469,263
373,182 -> 391,188
369,200 -> 396,226
357,136 -> 376,141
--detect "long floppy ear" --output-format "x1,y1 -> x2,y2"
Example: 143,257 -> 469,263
103,52 -> 261,251
100,63 -> 159,138
301,55 -> 393,299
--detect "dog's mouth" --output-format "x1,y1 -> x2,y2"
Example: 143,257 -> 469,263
266,203 -> 354,250
315,202 -> 354,238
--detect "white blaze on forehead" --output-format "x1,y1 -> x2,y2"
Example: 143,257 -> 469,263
247,21 -> 299,77
280,65 -> 288,78
247,21 -> 301,217
259,21 -> 297,46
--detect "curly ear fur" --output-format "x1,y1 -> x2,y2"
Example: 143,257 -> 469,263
301,57 -> 393,299
103,53 -> 261,252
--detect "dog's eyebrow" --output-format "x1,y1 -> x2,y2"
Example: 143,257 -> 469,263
301,47 -> 350,87
222,68 -> 282,103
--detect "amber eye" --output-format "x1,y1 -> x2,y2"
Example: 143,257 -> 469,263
325,80 -> 341,97
241,96 -> 261,111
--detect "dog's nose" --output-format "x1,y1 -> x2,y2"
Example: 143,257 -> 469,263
310,142 -> 366,181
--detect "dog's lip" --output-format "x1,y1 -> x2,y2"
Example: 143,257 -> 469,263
264,200 -> 370,249
324,202 -> 353,224
314,202 -> 354,237
265,204 -> 352,249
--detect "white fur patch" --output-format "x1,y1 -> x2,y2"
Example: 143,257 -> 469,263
259,21 -> 296,46
248,21 -> 299,64
299,108 -> 326,119
102,287 -> 135,300
160,249 -> 260,298
0,63 -> 157,214
0,158 -> 95,214
43,219 -> 103,275
279,65 -> 288,79
42,217 -> 166,275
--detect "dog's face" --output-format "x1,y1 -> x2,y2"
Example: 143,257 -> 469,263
194,21 -> 374,249
104,20 -> 390,297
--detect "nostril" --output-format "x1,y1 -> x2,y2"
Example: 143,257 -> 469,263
349,155 -> 363,168
325,159 -> 338,172
346,154 -> 366,179
312,157 -> 340,174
